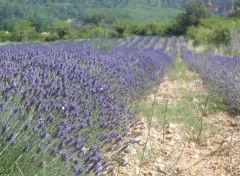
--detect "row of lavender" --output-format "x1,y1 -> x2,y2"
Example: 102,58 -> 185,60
181,43 -> 240,112
0,36 -> 176,175
121,36 -> 178,70
0,36 -> 177,55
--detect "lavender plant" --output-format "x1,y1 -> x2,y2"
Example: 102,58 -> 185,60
0,37 -> 171,175
137,36 -> 153,49
127,36 -> 146,48
181,44 -> 240,112
145,36 -> 160,51
156,37 -> 168,52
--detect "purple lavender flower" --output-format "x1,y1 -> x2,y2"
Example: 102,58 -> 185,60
22,143 -> 30,152
1,124 -> 9,136
0,37 -> 172,175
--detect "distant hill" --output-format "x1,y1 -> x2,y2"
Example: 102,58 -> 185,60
0,0 -> 236,23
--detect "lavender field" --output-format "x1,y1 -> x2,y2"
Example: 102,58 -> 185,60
0,36 -> 176,175
0,36 -> 239,175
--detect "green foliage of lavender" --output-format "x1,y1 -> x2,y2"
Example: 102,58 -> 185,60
0,36 -> 173,175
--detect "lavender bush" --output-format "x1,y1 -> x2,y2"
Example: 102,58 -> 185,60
0,37 -> 171,175
181,44 -> 240,112
145,36 -> 160,51
156,37 -> 168,52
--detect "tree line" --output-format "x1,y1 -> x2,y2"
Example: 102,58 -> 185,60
0,1 -> 239,44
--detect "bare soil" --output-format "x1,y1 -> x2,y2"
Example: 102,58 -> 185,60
109,70 -> 240,176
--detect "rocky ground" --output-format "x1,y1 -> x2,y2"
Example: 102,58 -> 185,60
109,61 -> 240,176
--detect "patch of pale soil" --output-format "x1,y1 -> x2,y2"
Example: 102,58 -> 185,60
110,117 -> 184,176
175,112 -> 240,176
109,70 -> 240,176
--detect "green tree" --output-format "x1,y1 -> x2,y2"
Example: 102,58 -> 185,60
113,20 -> 127,36
0,31 -> 12,42
176,2 -> 211,34
49,20 -> 71,39
228,0 -> 240,17
10,19 -> 41,41
28,18 -> 48,33
83,12 -> 116,25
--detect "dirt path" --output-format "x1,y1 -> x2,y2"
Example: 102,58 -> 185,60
110,59 -> 240,176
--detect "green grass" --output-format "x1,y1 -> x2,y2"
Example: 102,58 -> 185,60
177,88 -> 227,111
113,157 -> 126,166
133,96 -> 222,139
167,58 -> 198,82
138,101 -> 205,137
